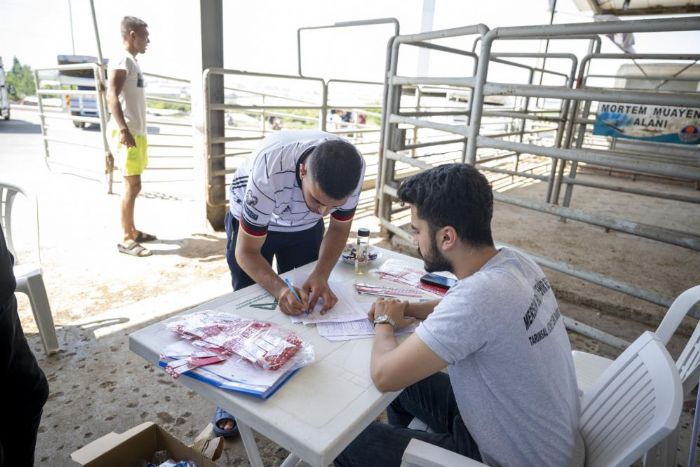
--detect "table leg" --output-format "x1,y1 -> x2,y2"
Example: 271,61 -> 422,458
279,453 -> 302,467
238,421 -> 265,467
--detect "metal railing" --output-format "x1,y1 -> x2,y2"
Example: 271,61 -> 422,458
202,68 -> 385,208
378,16 -> 700,330
33,63 -> 111,188
552,54 -> 700,208
32,65 -> 195,194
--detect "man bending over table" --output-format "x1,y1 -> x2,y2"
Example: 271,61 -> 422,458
213,130 -> 365,437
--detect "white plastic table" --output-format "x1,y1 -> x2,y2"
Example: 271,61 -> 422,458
129,247 -> 422,467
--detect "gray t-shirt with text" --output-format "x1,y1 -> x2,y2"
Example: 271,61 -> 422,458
416,247 -> 582,467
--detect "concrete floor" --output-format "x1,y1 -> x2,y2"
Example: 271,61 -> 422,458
3,108 -> 700,466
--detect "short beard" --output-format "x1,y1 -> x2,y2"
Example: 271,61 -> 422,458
418,230 -> 453,273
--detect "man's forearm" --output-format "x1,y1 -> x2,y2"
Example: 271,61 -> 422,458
312,219 -> 351,278
236,251 -> 287,299
107,94 -> 128,130
405,299 -> 440,320
370,324 -> 398,387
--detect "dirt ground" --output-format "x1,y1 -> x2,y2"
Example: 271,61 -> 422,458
4,109 -> 700,465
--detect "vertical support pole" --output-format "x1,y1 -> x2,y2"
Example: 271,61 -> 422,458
374,35 -> 397,216
320,81 -> 328,131
33,70 -> 51,171
377,38 -> 402,227
466,29 -> 492,165
93,64 -> 113,194
88,0 -> 104,67
191,0 -> 225,231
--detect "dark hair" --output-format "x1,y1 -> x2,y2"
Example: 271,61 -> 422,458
398,163 -> 494,247
307,139 -> 363,200
121,16 -> 148,39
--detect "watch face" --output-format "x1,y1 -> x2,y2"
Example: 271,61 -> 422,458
374,314 -> 394,327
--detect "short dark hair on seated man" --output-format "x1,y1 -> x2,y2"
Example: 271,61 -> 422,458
398,163 -> 494,247
308,139 -> 363,200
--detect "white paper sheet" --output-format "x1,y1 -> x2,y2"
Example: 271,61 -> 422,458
287,280 -> 369,325
316,319 -> 418,341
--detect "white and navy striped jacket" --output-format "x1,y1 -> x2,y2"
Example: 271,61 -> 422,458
228,131 -> 365,237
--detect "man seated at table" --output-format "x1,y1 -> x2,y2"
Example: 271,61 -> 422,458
335,164 -> 583,467
213,130 -> 365,437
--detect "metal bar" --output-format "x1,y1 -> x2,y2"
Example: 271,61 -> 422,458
88,0 -> 104,66
477,136 -> 700,181
479,165 -> 550,181
33,70 -> 51,171
399,110 -> 469,117
494,191 -> 700,251
389,114 -> 470,137
211,135 -> 265,144
385,150 -> 434,170
147,144 -> 194,149
143,72 -> 190,84
563,317 -> 630,350
482,110 -> 563,122
559,177 -> 700,205
42,137 -> 103,149
483,82 -> 700,108
297,17 -> 399,78
407,41 -> 477,59
496,242 -> 673,308
39,113 -> 101,123
402,137 -> 465,151
145,119 -> 192,128
393,24 -> 488,44
210,104 -> 323,111
490,17 -> 700,39
327,78 -> 384,87
146,96 -> 191,105
391,76 -> 477,87
36,89 -> 98,96
586,74 -> 700,82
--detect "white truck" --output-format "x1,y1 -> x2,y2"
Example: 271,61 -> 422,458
0,57 -> 11,120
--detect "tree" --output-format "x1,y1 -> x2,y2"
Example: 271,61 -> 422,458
6,57 -> 35,100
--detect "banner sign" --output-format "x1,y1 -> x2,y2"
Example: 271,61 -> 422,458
593,103 -> 700,145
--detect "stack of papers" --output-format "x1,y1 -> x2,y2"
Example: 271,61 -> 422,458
376,259 -> 448,296
285,277 -> 422,341
288,281 -> 367,325
316,319 -> 417,341
160,340 -> 299,399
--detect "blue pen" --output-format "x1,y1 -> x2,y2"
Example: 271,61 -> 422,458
284,278 -> 307,313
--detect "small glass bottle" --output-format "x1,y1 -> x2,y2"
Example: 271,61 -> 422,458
354,228 -> 370,275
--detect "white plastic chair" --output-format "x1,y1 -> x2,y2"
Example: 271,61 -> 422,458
401,331 -> 682,467
572,285 -> 700,465
1,180 -> 59,355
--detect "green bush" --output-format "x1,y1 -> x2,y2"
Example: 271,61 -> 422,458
6,57 -> 35,100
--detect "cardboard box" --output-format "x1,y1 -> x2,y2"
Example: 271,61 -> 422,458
71,422 -> 219,467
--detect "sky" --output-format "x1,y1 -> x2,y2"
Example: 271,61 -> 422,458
1,0 -> 699,84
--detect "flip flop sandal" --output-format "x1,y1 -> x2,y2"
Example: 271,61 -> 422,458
117,240 -> 152,257
135,231 -> 157,243
211,407 -> 239,438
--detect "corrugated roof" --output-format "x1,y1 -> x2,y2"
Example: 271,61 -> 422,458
573,0 -> 700,16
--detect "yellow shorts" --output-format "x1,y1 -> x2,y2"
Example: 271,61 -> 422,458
110,129 -> 148,176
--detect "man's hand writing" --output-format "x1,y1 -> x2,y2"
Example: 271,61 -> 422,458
278,285 -> 309,316
303,273 -> 337,314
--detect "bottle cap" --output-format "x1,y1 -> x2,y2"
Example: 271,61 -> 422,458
358,228 -> 370,237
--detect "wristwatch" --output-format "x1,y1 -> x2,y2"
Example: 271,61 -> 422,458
373,314 -> 396,328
